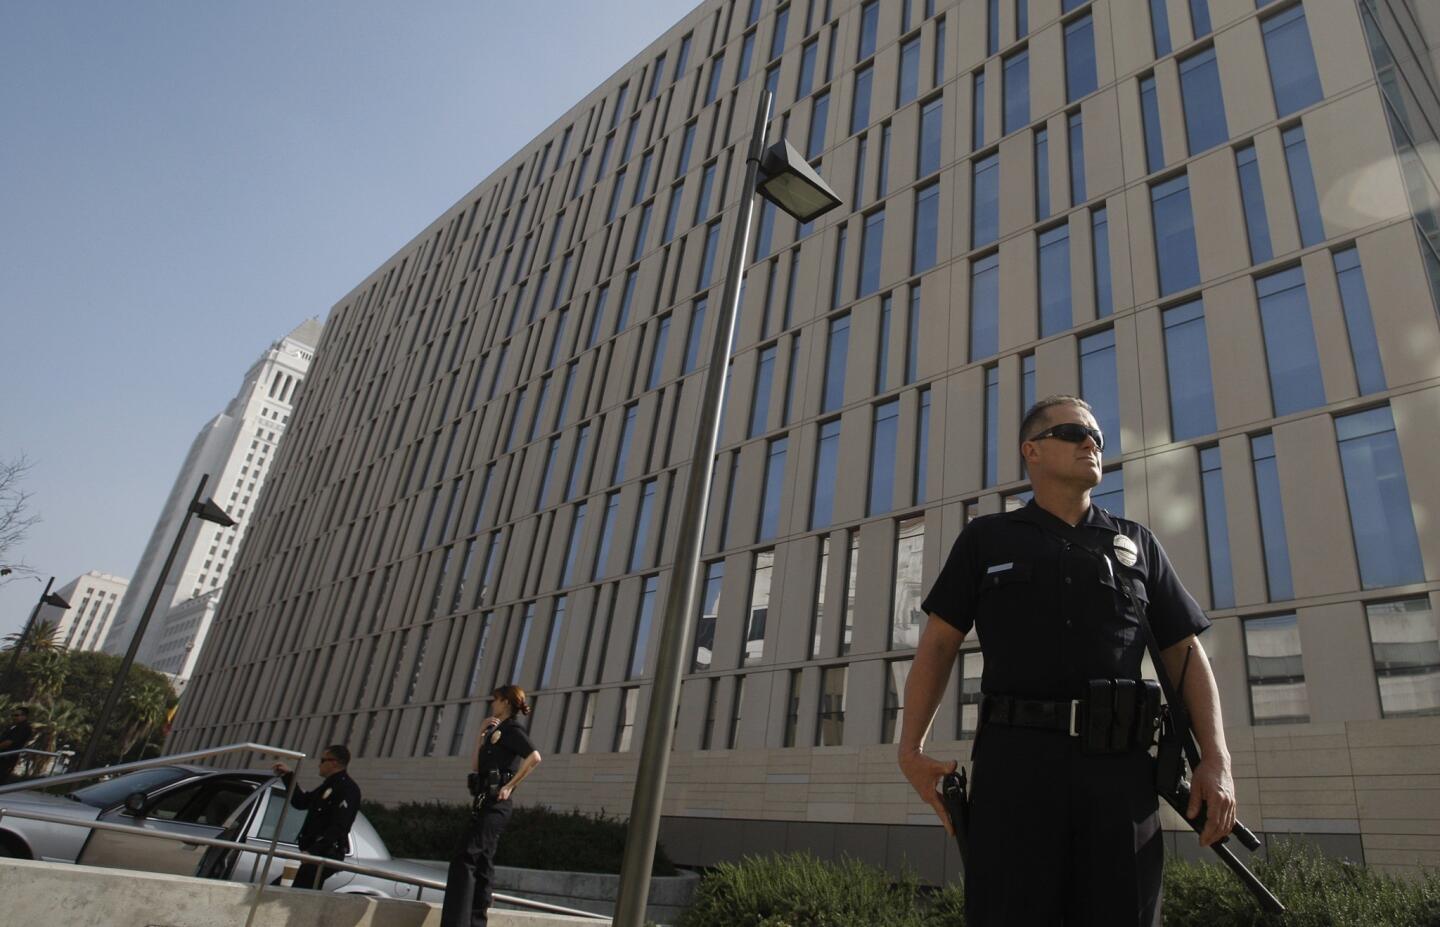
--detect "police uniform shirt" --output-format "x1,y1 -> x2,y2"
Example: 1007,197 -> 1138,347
922,500 -> 1210,700
0,721 -> 33,752
477,719 -> 535,783
289,769 -> 362,854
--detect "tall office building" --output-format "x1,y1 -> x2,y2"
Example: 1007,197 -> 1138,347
38,571 -> 130,652
104,320 -> 322,685
170,0 -> 1440,878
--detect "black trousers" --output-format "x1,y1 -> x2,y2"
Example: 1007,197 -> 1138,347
281,846 -> 342,890
965,725 -> 1163,926
442,800 -> 513,927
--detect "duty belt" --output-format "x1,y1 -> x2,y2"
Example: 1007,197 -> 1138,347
981,679 -> 1162,753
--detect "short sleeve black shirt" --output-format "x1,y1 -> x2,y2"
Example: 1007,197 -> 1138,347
478,719 -> 535,780
921,501 -> 1210,699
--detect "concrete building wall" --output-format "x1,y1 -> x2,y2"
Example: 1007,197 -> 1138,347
171,0 -> 1440,879
42,571 -> 130,652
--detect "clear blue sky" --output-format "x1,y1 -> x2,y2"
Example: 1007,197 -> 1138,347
0,0 -> 697,637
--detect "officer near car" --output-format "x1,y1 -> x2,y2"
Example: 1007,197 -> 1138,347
898,395 -> 1237,926
271,743 -> 361,890
441,684 -> 543,927
0,706 -> 34,782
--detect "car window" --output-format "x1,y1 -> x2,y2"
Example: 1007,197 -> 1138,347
144,779 -> 256,825
71,767 -> 189,808
253,788 -> 306,845
149,781 -> 210,821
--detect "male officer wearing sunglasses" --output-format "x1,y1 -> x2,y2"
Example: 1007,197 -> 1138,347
897,395 -> 1235,926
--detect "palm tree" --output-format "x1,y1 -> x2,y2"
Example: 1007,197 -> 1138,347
2,618 -> 60,653
26,649 -> 68,711
118,681 -> 170,761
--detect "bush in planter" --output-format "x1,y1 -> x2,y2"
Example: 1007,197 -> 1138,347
360,801 -> 677,875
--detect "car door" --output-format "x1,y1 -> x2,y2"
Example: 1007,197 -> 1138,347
78,775 -> 258,875
229,786 -> 356,890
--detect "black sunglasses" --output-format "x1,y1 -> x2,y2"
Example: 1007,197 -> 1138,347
1030,422 -> 1104,451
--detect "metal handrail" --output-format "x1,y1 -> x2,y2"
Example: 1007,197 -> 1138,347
0,741 -> 304,796
0,805 -> 609,921
0,748 -> 73,759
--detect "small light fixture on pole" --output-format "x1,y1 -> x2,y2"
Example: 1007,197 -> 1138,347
611,87 -> 841,927
78,474 -> 235,771
0,577 -> 71,695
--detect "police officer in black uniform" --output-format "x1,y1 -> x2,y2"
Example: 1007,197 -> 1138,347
0,706 -> 34,782
442,684 -> 542,927
271,744 -> 361,890
898,396 -> 1236,926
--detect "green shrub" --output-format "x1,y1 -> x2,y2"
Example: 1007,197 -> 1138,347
360,801 -> 676,875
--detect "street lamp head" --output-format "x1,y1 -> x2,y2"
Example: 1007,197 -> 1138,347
756,138 -> 844,224
192,498 -> 237,528
41,593 -> 70,610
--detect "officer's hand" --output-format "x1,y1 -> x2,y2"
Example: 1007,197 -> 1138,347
1189,756 -> 1236,847
898,747 -> 957,835
498,785 -> 513,802
271,762 -> 291,777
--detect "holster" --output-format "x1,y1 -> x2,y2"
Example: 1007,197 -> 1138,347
1080,678 -> 1162,754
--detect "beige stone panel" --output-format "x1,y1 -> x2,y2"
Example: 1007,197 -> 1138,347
1035,333 -> 1079,399
1145,444 -> 1209,591
1217,433 -> 1268,607
1204,276 -> 1271,428
1153,58 -> 1186,166
1163,0 -> 1195,48
945,369 -> 985,498
1249,127 -> 1301,258
1044,111 -> 1069,218
891,389 -> 920,506
1112,312 -> 1146,456
1298,601 -> 1382,724
984,57 -> 1004,150
881,181 -> 915,291
1083,89 -> 1127,197
1070,197 -> 1098,327
1131,305 -> 1170,447
1030,20 -> 1065,121
1352,745 -> 1440,779
1357,223 -> 1440,388
996,353 -> 1023,485
915,266 -> 953,387
1306,0 -> 1373,99
998,232 -> 1038,351
1110,0 -> 1158,78
736,671 -> 776,749
1190,146 -> 1250,282
1391,390 -> 1440,582
952,144 -> 974,256
998,131 -> 1035,239
1205,617 -> 1252,728
1212,17 -> 1274,139
1100,194 -> 1135,314
1273,415 -> 1360,597
774,537 -> 819,663
830,405 -> 871,526
1299,249 -> 1359,404
1306,90 -> 1411,239
1123,184 -> 1159,306
728,440 -> 766,551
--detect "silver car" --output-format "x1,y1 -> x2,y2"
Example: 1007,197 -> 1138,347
0,764 -> 445,900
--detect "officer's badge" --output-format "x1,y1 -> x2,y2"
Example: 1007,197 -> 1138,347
490,729 -> 502,745
322,787 -> 333,800
1113,534 -> 1139,567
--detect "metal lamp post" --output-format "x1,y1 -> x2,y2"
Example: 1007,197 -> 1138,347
1,577 -> 71,695
78,474 -> 235,771
611,87 -> 842,927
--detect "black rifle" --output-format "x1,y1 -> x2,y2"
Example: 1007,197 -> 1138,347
939,769 -> 970,869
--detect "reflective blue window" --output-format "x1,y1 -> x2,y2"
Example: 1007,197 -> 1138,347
675,33 -> 692,78
1065,14 -> 1098,102
1179,47 -> 1228,155
648,316 -> 671,390
899,37 -> 921,106
751,345 -> 777,438
1035,128 -> 1051,220
1150,0 -> 1171,57
1093,206 -> 1113,316
1333,247 -> 1386,395
607,170 -> 627,223
877,124 -> 891,197
629,577 -> 656,678
808,91 -> 830,159
1250,434 -> 1292,600
1337,406 -> 1424,588
869,400 -> 900,514
704,56 -> 724,106
797,40 -> 817,98
973,72 -> 986,151
852,66 -> 873,135
1163,299 -> 1218,440
684,298 -> 707,372
877,295 -> 892,392
811,419 -> 842,528
662,182 -> 684,244
1236,145 -> 1273,264
1190,0 -> 1212,37
677,124 -> 696,174
1200,446 -> 1234,608
1140,75 -> 1164,173
1256,267 -> 1325,415
916,388 -> 932,504
1003,50 -> 1030,134
562,503 -> 586,586
1262,5 -> 1323,117
984,366 -> 1000,487
698,222 -> 722,291
859,209 -> 885,297
987,0 -> 1000,56
771,5 -> 789,59
1039,225 -> 1071,337
613,404 -> 638,483
1080,329 -> 1122,459
970,252 -> 1000,361
906,285 -> 921,384
737,32 -> 756,84
919,98 -> 942,177
913,182 -> 940,275
696,162 -> 716,224
595,492 -> 621,579
566,425 -> 591,501
756,198 -> 777,259
759,437 -> 788,540
831,227 -> 847,308
823,313 -> 850,412
1022,353 -> 1037,412
1151,174 -> 1200,295
765,64 -> 781,103
1016,0 -> 1029,37
1282,126 -> 1325,247
630,480 -> 657,572
633,152 -> 654,206
1092,467 -> 1124,516
631,203 -> 652,263
859,0 -> 879,59
1069,112 -> 1086,204
935,15 -> 946,84
973,153 -> 1000,247
852,136 -> 868,209
692,561 -> 723,671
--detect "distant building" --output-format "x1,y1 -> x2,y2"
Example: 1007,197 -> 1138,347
103,319 -> 322,682
40,571 -> 130,652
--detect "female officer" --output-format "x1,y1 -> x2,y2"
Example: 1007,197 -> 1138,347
441,684 -> 543,927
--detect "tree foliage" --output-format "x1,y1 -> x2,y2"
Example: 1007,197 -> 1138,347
0,454 -> 40,585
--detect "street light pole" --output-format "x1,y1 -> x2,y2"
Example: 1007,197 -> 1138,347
611,88 -> 774,927
78,474 -> 234,771
1,576 -> 69,696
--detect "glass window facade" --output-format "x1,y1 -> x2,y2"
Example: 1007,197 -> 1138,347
744,551 -> 773,666
1251,433 -> 1293,601
1080,329 -> 1122,458
1065,14 -> 1097,102
1244,613 -> 1310,724
898,36 -> 921,106
1179,47 -> 1228,155
1140,75 -> 1164,173
984,365 -> 1000,487
1035,128 -> 1051,220
973,153 -> 1000,247
1092,206 -> 1112,316
1336,406 -> 1424,589
918,98 -> 942,177
970,252 -> 1000,361
859,209 -> 885,297
1038,224 -> 1071,337
1333,247 -> 1385,395
1151,174 -> 1200,296
1199,446 -> 1234,608
913,182 -> 940,275
1282,126 -> 1325,247
817,666 -> 847,746
1068,112 -> 1085,205
869,400 -> 900,515
1367,598 -> 1440,718
1256,266 -> 1325,416
822,313 -> 850,412
1003,50 -> 1030,135
890,518 -> 925,650
811,419 -> 842,529
1162,299 -> 1217,440
1262,5 -> 1323,117
1235,144 -> 1273,264
851,66 -> 873,135
692,561 -> 723,671
759,437 -> 787,541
